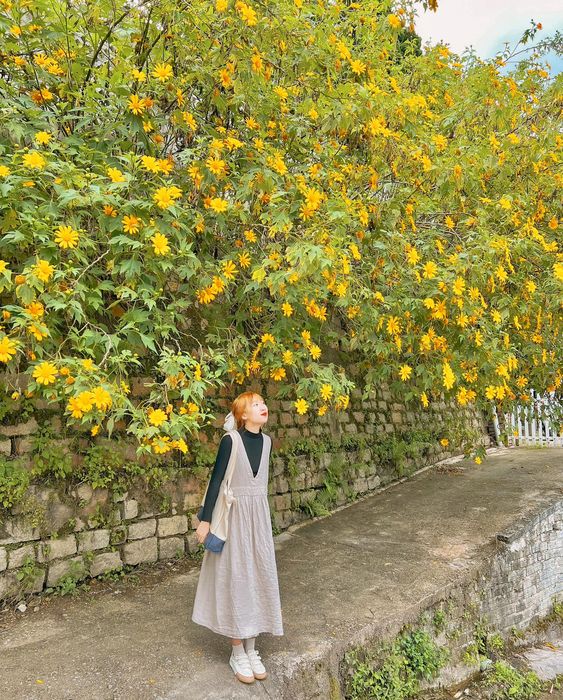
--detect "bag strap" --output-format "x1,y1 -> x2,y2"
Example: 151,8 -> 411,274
223,429 -> 239,487
199,430 -> 239,509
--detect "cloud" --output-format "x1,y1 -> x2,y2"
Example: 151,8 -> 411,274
414,0 -> 563,59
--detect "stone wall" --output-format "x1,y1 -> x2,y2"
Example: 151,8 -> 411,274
0,369 -> 492,605
336,496 -> 562,699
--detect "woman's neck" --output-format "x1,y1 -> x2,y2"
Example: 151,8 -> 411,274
241,424 -> 262,436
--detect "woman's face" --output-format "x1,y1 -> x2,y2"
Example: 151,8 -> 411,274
243,395 -> 268,427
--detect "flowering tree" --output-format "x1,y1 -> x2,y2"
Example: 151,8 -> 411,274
0,0 -> 561,460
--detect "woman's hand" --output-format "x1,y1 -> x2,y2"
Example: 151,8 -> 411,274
196,520 -> 210,545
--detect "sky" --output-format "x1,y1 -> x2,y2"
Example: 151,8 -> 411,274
414,0 -> 563,75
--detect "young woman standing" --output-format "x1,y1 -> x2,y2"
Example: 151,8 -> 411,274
191,391 -> 284,684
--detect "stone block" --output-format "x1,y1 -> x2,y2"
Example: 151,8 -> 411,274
47,556 -> 85,587
159,536 -> 185,560
0,571 -> 18,600
183,492 -> 202,510
7,543 -> 36,569
45,502 -> 75,532
157,515 -> 188,537
75,484 -> 93,502
77,529 -> 110,552
122,499 -> 138,520
273,494 -> 291,511
185,532 -> 199,554
0,439 -> 11,455
0,417 -> 38,437
122,537 -> 158,565
40,535 -> 77,562
89,551 -> 123,578
0,518 -> 41,546
0,547 -> 6,572
128,519 -> 156,540
110,525 -> 127,545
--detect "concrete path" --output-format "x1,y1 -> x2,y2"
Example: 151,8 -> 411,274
0,446 -> 561,699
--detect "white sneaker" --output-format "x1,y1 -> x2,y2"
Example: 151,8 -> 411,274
229,647 -> 255,684
246,648 -> 267,679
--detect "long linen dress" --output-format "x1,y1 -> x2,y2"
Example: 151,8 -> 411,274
191,430 -> 284,638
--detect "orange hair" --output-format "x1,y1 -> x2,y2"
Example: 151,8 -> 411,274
231,391 -> 264,430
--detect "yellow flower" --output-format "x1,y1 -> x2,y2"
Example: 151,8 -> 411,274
349,59 -> 366,75
251,51 -> 263,73
91,425 -> 100,436
152,62 -> 173,82
153,185 -> 182,209
131,68 -> 146,82
386,315 -> 401,335
122,214 -> 141,234
33,259 -> 55,282
33,361 -> 58,385
443,360 -> 455,390
0,165 -> 11,177
320,384 -> 333,401
406,247 -> 420,265
236,1 -> 258,26
432,134 -> 447,152
294,397 -> 308,415
474,456 -> 482,464
151,232 -> 171,255
271,367 -> 286,381
440,438 -> 449,447
0,336 -> 18,363
209,197 -> 229,213
151,436 -> 173,454
173,438 -> 188,454
422,261 -> 438,279
148,408 -> 168,426
206,157 -> 228,177
28,323 -> 48,341
387,14 -> 402,28
216,0 -> 228,11
54,224 -> 79,249
35,131 -> 52,145
91,386 -> 112,411
554,262 -> 563,283
308,344 -> 321,360
498,197 -> 511,210
399,364 -> 412,381
221,259 -> 237,280
26,301 -> 44,318
420,391 -> 429,408
452,277 -> 466,296
127,94 -> 145,115
140,155 -> 161,173
22,151 -> 46,169
82,358 -> 95,371
281,302 -> 293,317
107,166 -> 126,182
548,216 -> 558,230
67,395 -> 84,418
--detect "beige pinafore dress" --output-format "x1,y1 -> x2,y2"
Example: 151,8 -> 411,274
191,430 -> 284,638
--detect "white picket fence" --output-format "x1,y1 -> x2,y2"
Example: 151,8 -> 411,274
492,389 -> 563,447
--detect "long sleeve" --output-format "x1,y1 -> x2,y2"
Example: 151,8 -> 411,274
199,434 -> 233,523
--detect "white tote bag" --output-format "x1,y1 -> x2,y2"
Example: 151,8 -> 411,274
196,429 -> 239,552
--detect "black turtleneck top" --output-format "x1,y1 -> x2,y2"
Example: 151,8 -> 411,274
199,426 -> 264,523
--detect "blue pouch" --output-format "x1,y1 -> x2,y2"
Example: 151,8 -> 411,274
196,506 -> 226,553
203,531 -> 226,553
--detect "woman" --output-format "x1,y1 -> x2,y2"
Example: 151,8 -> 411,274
191,391 -> 284,684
